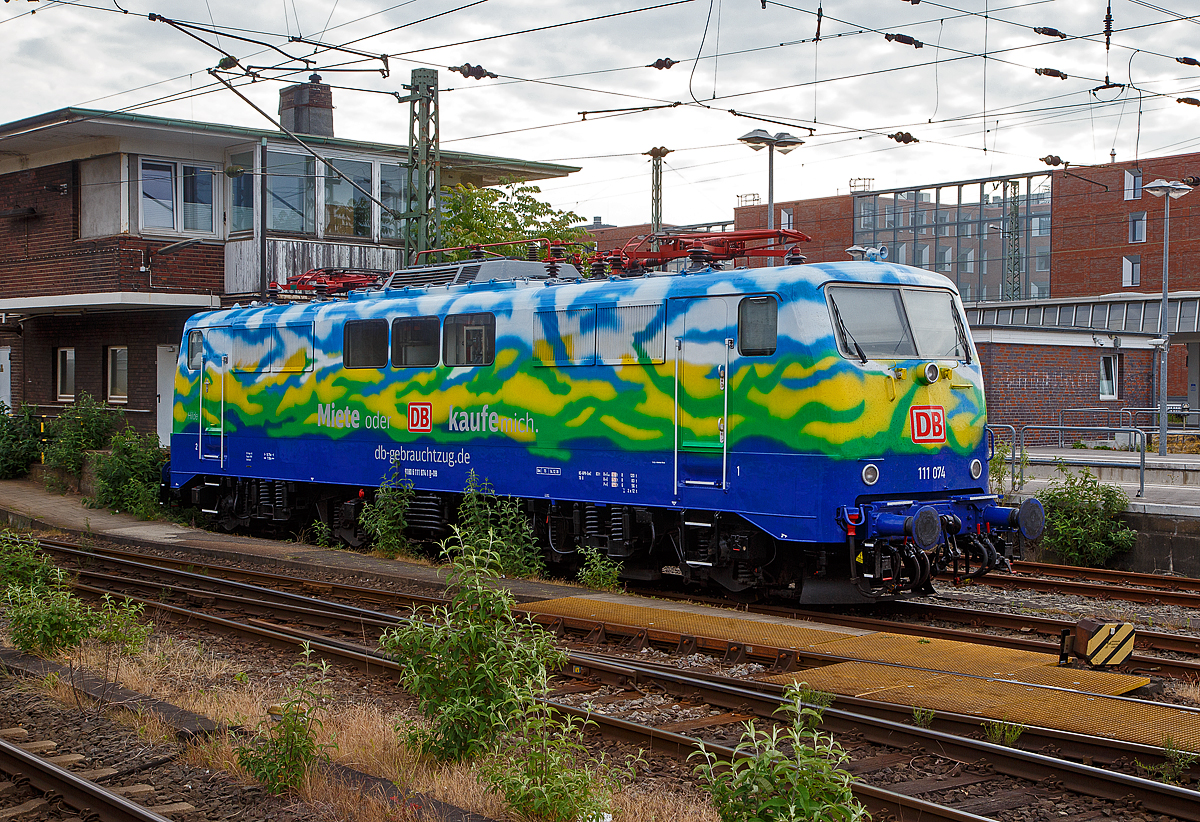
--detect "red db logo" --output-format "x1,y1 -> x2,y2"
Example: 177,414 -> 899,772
407,403 -> 432,433
910,406 -> 946,444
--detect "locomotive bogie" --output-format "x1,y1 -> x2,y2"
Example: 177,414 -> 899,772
168,256 -> 1041,603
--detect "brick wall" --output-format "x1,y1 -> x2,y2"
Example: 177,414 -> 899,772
19,311 -> 192,435
977,341 -> 1157,442
1053,153 -> 1200,298
0,161 -> 223,299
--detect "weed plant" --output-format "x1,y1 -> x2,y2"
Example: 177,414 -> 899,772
481,702 -> 637,822
5,571 -> 95,656
576,546 -> 623,591
691,682 -> 867,822
0,529 -> 58,589
1136,736 -> 1198,785
1039,461 -> 1137,567
86,428 -> 168,518
988,439 -> 1029,495
43,393 -> 121,477
0,403 -> 42,479
982,718 -> 1025,747
360,463 -> 415,558
458,470 -> 544,578
911,708 -> 936,728
377,529 -> 566,762
236,643 -> 337,794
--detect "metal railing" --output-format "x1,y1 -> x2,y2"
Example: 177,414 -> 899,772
1125,406 -> 1200,431
1019,425 -> 1146,498
986,423 -> 1018,493
1056,407 -> 1133,446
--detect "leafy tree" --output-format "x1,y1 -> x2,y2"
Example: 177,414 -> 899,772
439,181 -> 587,260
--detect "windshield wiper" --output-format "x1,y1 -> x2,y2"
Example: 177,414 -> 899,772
830,297 -> 868,364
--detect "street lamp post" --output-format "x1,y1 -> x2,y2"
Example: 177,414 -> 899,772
1143,179 -> 1192,455
738,129 -> 803,230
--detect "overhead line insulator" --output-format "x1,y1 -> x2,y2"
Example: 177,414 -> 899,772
1035,67 -> 1068,80
1178,56 -> 1200,68
889,132 -> 919,144
885,32 -> 923,49
449,63 -> 497,80
1179,97 -> 1200,107
647,58 -> 678,70
1034,27 -> 1068,39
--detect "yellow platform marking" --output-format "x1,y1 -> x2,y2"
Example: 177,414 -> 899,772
767,663 -> 1193,751
519,597 -> 856,650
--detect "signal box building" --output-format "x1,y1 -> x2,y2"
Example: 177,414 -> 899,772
0,79 -> 576,444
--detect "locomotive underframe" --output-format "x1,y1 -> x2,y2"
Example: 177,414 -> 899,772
177,473 -> 1025,603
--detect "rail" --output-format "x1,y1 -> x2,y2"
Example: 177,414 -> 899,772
1056,407 -> 1133,446
985,424 -> 1018,492
1019,425 -> 1145,497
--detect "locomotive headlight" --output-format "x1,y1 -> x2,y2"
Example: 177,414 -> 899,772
861,463 -> 880,485
918,362 -> 941,385
970,458 -> 983,480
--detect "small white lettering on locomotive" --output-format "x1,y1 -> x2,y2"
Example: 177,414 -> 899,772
447,405 -> 537,435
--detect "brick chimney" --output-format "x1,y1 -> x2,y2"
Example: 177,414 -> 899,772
279,74 -> 334,137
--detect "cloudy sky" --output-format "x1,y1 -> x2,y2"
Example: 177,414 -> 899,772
5,0 -> 1200,227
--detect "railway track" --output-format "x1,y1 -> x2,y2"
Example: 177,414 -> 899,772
36,538 -> 1200,821
0,734 -> 177,822
981,560 -> 1200,609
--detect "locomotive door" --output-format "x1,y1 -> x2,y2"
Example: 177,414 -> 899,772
197,330 -> 228,466
672,297 -> 733,489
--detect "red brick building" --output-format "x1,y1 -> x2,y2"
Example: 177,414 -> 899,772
0,80 -> 576,444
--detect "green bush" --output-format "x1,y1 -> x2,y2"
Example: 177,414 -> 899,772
691,682 -> 867,822
86,428 -> 168,517
0,529 -> 58,590
378,530 -> 566,763
44,393 -> 121,477
0,404 -> 42,479
1039,462 -> 1137,567
6,575 -> 96,656
481,703 -> 634,822
92,594 -> 154,655
459,470 -> 544,578
576,546 -> 623,591
360,463 -> 414,558
236,643 -> 336,794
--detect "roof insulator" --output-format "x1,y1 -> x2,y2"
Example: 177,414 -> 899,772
1177,56 -> 1200,68
1034,26 -> 1068,39
647,58 -> 678,70
884,32 -> 923,48
449,63 -> 497,80
1035,68 -> 1068,80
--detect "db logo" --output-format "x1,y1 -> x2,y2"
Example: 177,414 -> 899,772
910,406 -> 946,444
407,402 -> 432,433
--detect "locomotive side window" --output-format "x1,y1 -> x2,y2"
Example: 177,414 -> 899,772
187,330 -> 203,370
444,313 -> 495,366
738,297 -> 777,356
534,308 -> 595,366
597,304 -> 666,364
827,286 -> 917,359
392,316 -> 440,367
344,319 -> 389,368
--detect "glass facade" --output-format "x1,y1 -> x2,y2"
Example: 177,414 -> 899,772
852,173 -> 1052,301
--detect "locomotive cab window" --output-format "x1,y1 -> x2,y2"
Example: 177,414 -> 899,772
187,330 -> 203,370
392,316 -> 440,367
344,319 -> 389,369
738,297 -> 777,356
444,313 -> 495,366
828,285 -> 971,362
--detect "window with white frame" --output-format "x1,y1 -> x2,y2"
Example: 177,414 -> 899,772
380,163 -> 408,240
1123,255 -> 1141,287
936,245 -> 952,271
1124,169 -> 1143,200
140,160 -> 216,234
324,158 -> 372,238
1032,215 -> 1051,236
266,151 -> 316,234
229,151 -> 255,233
1099,354 -> 1119,399
1035,254 -> 1050,272
57,348 -> 75,402
1129,212 -> 1147,243
957,248 -> 974,273
780,208 -> 794,230
107,346 -> 128,403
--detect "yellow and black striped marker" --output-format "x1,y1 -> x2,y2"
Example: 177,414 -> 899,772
1073,618 -> 1136,667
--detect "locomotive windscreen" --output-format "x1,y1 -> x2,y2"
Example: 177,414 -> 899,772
827,285 -> 969,360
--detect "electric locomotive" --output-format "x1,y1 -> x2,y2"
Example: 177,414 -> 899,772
168,233 -> 1042,604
